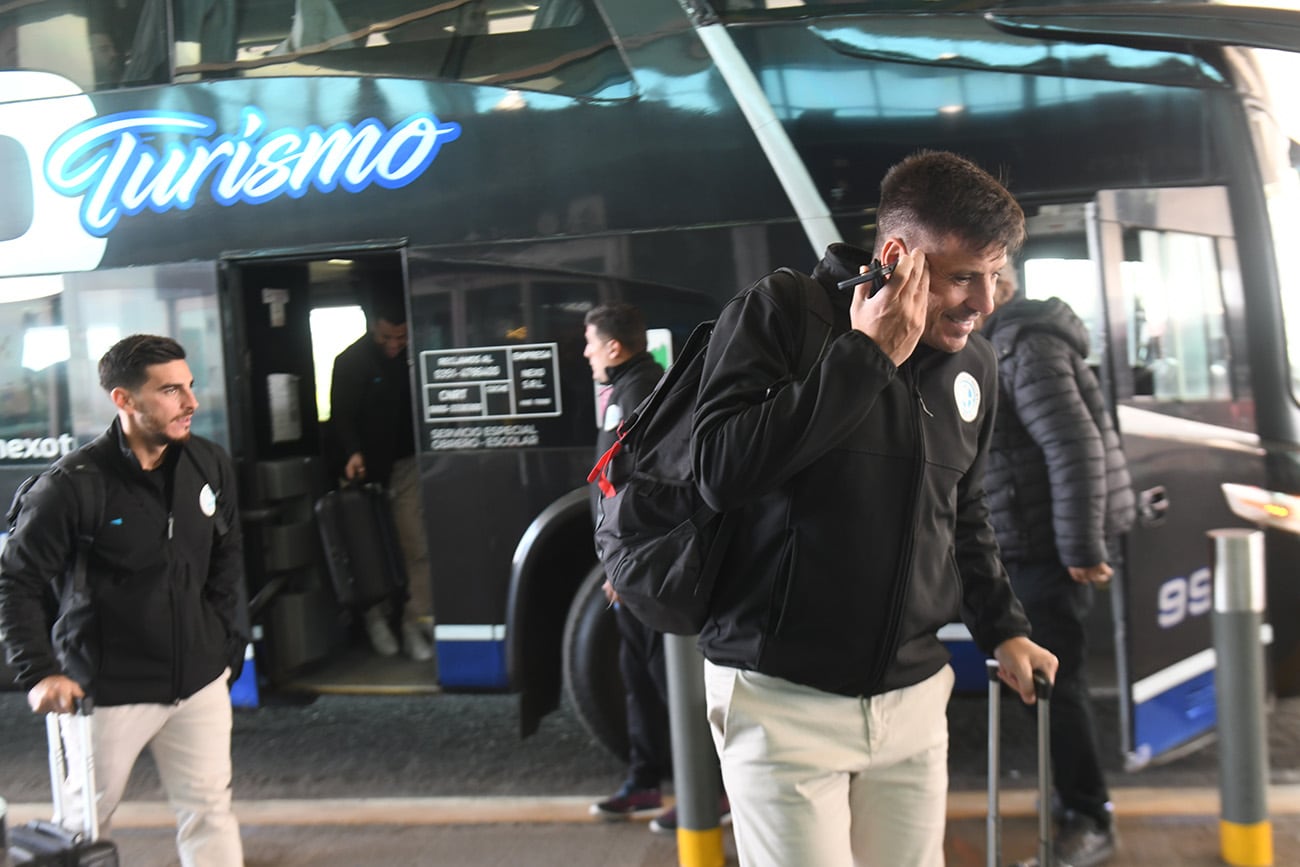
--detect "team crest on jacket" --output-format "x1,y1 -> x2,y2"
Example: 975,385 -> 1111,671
953,372 -> 980,422
200,484 -> 217,517
603,404 -> 623,432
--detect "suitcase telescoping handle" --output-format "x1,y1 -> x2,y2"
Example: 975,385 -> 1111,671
45,696 -> 102,843
986,661 -> 1053,867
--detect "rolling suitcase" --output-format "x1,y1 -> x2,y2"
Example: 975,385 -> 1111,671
987,659 -> 1053,867
314,482 -> 409,609
7,699 -> 119,866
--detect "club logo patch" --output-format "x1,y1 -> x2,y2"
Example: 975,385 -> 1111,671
954,372 -> 980,423
603,404 -> 623,432
199,484 -> 217,517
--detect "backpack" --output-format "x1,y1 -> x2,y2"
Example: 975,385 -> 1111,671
587,268 -> 835,634
5,452 -> 105,599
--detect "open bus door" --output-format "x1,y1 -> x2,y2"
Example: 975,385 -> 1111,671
1086,186 -> 1269,768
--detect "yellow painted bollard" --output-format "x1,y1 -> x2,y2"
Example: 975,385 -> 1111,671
663,633 -> 725,867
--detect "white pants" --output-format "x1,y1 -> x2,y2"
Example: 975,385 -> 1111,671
705,661 -> 954,867
61,671 -> 244,867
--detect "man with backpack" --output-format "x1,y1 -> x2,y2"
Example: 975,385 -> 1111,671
0,334 -> 247,866
690,151 -> 1058,866
582,303 -> 676,824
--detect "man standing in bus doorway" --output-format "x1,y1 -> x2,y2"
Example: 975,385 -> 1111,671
984,271 -> 1136,867
0,334 -> 247,866
329,293 -> 435,663
691,150 -> 1058,867
585,302 -> 728,833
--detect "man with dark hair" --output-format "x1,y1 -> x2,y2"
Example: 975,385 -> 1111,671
984,271 -> 1135,867
0,334 -> 247,866
691,150 -> 1057,865
582,302 -> 677,825
330,293 -> 434,662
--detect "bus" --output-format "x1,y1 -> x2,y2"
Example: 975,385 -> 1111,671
2,0 -> 1298,770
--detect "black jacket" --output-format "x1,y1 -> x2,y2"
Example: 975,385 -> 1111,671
983,297 -> 1135,567
692,244 -> 1029,698
590,351 -> 665,523
0,421 -> 247,705
330,334 -> 415,486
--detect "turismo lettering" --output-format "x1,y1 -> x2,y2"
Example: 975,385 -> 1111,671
45,107 -> 462,236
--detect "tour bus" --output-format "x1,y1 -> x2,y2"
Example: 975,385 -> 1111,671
2,0 -> 1298,770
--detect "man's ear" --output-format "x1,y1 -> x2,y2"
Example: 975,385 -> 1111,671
605,338 -> 625,363
109,387 -> 133,411
879,237 -> 908,264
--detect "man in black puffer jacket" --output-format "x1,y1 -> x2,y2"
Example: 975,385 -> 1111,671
984,285 -> 1136,867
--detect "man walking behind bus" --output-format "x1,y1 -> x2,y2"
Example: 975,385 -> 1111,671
0,334 -> 247,866
984,275 -> 1135,867
691,150 -> 1058,866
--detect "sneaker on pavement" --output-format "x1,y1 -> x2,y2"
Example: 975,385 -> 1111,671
1007,813 -> 1117,867
1056,813 -> 1118,867
649,795 -> 731,835
364,607 -> 399,656
589,785 -> 661,820
402,620 -> 434,661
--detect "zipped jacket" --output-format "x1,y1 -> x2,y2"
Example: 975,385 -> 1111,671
330,333 -> 415,487
982,297 -> 1135,566
691,244 -> 1029,698
590,351 -> 665,523
0,420 -> 247,705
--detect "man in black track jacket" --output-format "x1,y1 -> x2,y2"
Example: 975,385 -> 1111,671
984,287 -> 1136,867
0,334 -> 246,866
582,303 -> 678,825
691,151 -> 1057,867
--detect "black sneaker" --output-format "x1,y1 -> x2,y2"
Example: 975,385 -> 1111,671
1056,813 -> 1118,867
589,784 -> 662,820
1007,813 -> 1117,867
648,795 -> 731,835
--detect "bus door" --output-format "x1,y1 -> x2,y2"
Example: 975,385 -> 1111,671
1086,186 -> 1267,767
223,250 -> 436,697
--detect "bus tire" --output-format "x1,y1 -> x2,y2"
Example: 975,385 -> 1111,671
562,563 -> 629,761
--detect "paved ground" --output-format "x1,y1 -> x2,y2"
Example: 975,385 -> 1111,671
4,688 -> 1300,865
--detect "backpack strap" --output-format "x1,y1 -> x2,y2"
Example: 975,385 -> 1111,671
183,442 -> 231,537
51,445 -> 106,598
773,266 -> 835,378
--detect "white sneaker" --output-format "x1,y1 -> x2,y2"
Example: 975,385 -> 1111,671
364,607 -> 399,656
402,620 -> 434,661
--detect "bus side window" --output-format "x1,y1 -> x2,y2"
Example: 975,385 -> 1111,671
1121,229 -> 1232,402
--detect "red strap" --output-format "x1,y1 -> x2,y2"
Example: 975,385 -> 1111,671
587,440 -> 622,498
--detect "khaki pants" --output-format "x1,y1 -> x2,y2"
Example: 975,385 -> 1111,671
389,456 -> 433,624
61,670 -> 243,867
705,662 -> 954,867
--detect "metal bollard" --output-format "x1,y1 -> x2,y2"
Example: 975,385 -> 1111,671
1211,528 -> 1273,867
663,633 -> 725,867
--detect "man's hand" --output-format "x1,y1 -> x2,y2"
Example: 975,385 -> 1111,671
992,636 -> 1058,705
601,579 -> 620,607
850,248 -> 928,367
344,452 -> 366,481
27,674 -> 84,714
1068,563 -> 1113,586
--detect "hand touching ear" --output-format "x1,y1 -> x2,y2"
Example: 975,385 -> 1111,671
850,248 -> 928,367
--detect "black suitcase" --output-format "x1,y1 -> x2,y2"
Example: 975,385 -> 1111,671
314,483 -> 409,609
8,699 -> 119,866
987,659 -> 1053,867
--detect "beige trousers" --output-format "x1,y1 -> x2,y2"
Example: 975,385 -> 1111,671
388,455 -> 433,624
61,670 -> 243,867
705,661 -> 954,867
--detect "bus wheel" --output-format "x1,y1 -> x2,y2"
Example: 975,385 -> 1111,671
562,563 -> 629,761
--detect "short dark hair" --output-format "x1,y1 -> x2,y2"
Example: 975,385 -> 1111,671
876,150 -> 1025,257
585,303 -> 647,354
366,290 -> 407,327
98,334 -> 187,392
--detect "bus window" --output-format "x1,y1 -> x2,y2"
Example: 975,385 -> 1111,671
0,279 -> 71,462
176,0 -> 629,98
1120,229 -> 1232,404
1022,258 -> 1105,364
0,0 -> 167,91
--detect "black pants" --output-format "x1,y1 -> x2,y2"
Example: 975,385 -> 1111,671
1006,559 -> 1112,828
615,603 -> 671,789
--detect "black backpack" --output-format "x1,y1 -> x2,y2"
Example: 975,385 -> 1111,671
5,452 -> 105,598
588,268 -> 834,634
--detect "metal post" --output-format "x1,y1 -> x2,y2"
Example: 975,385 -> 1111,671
1211,528 -> 1273,867
663,633 -> 724,867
